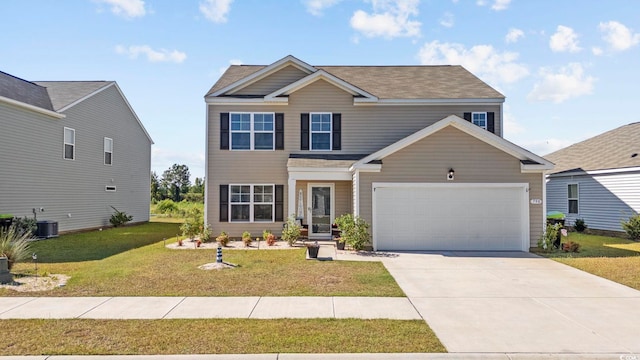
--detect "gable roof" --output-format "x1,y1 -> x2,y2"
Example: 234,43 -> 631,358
206,55 -> 505,101
0,71 -> 54,111
546,122 -> 640,174
34,81 -> 113,111
351,115 -> 552,172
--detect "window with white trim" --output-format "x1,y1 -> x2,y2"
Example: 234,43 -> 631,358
104,137 -> 113,165
568,184 -> 579,214
472,112 -> 487,129
64,127 -> 75,160
229,184 -> 274,222
310,113 -> 332,150
230,112 -> 274,150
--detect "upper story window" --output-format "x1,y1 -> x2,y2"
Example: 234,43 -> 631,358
230,112 -> 274,150
568,184 -> 579,214
310,113 -> 332,151
63,127 -> 75,160
104,137 -> 113,165
472,112 -> 487,129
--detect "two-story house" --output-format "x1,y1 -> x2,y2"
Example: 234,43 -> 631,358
0,71 -> 153,233
204,55 -> 552,251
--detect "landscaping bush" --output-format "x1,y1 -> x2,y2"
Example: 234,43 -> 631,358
12,216 -> 37,236
242,231 -> 252,247
109,206 -> 133,227
562,241 -> 581,252
180,207 -> 203,240
216,231 -> 229,247
155,199 -> 179,215
538,223 -> 561,251
263,230 -> 277,246
200,224 -> 212,243
574,218 -> 587,233
334,213 -> 371,251
281,215 -> 301,246
621,213 -> 640,240
0,224 -> 33,270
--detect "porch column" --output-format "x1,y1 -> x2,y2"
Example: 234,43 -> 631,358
287,176 -> 297,220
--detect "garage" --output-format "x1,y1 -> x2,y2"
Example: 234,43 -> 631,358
373,183 -> 529,251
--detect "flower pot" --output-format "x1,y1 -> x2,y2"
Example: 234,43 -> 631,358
307,245 -> 319,258
336,240 -> 345,250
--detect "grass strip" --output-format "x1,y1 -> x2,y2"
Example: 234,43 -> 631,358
1,319 -> 445,355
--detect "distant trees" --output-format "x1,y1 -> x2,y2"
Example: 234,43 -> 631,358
151,164 -> 204,203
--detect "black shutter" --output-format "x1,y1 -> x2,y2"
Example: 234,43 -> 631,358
275,113 -> 284,150
332,113 -> 341,150
463,112 -> 471,122
487,112 -> 495,134
219,185 -> 229,222
220,113 -> 229,150
300,113 -> 309,150
275,185 -> 284,221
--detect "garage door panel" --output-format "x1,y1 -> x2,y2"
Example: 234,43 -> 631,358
374,184 -> 526,251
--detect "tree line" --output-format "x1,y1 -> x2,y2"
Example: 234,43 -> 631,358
151,164 -> 204,203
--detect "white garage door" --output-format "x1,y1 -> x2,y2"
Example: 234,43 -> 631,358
373,183 -> 528,251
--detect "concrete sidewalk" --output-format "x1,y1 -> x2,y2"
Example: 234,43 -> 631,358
0,296 -> 421,320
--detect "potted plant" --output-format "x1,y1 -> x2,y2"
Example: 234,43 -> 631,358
216,231 -> 229,247
242,231 -> 252,247
334,214 -> 370,251
306,241 -> 320,258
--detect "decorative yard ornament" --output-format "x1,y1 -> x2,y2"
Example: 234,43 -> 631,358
216,246 -> 222,263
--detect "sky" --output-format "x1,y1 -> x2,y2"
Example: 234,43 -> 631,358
2,0 -> 639,181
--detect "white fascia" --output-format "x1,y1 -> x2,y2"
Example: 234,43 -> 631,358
521,163 -> 554,173
353,98 -> 505,106
265,70 -> 377,102
0,95 -> 65,119
548,166 -> 640,177
205,97 -> 289,106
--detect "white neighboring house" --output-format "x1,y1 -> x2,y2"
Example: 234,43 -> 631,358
0,70 -> 153,232
545,122 -> 640,232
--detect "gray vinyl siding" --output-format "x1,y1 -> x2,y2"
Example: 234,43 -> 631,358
359,127 -> 544,248
206,79 -> 506,237
0,86 -> 151,232
232,66 -> 309,96
547,171 -> 640,232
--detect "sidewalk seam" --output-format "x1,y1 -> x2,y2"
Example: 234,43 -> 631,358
248,296 -> 261,318
0,297 -> 39,315
76,297 -> 114,319
161,297 -> 187,319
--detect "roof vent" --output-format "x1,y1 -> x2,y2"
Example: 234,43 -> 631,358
632,153 -> 638,158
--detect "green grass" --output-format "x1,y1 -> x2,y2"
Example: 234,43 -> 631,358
533,232 -> 640,290
0,319 -> 445,355
2,222 -> 404,297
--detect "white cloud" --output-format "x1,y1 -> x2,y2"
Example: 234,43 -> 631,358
527,63 -> 595,103
350,0 -> 421,39
115,45 -> 187,63
417,40 -> 529,86
549,25 -> 581,53
96,0 -> 146,18
199,0 -> 233,23
304,0 -> 341,16
599,20 -> 640,51
477,0 -> 511,11
591,47 -> 603,56
505,28 -> 524,43
439,12 -> 454,28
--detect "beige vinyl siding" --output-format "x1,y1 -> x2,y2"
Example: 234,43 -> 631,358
359,126 -> 544,248
293,181 -> 352,226
0,86 -> 151,232
232,65 -> 309,96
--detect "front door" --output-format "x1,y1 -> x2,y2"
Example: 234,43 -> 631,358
308,183 -> 334,238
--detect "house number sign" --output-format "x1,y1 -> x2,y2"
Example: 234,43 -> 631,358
530,199 -> 542,205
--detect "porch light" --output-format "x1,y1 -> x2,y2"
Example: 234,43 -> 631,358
447,168 -> 455,181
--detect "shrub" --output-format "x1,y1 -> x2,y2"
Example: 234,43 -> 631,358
216,231 -> 229,247
574,218 -> 587,233
200,224 -> 212,243
263,230 -> 277,246
0,224 -> 34,270
156,199 -> 179,214
537,223 -> 561,251
13,216 -> 37,236
109,206 -> 133,227
334,213 -> 370,251
180,207 -> 203,240
621,213 -> 640,240
281,215 -> 301,246
242,231 -> 252,247
562,241 -> 581,252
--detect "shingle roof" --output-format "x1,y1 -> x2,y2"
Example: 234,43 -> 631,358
34,81 -> 112,111
0,71 -> 54,110
545,122 -> 640,174
206,63 -> 504,100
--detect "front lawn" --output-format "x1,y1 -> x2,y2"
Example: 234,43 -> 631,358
1,319 -> 446,355
533,232 -> 640,290
2,222 -> 404,297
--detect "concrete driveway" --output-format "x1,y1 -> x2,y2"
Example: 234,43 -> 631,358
378,251 -> 640,353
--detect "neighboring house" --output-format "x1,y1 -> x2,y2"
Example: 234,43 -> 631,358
204,55 -> 552,251
0,71 -> 153,232
545,122 -> 640,232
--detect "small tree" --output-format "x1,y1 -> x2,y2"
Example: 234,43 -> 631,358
180,207 -> 203,240
281,215 -> 301,246
621,213 -> 640,240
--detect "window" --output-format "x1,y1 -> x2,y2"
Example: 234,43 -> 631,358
63,127 -> 75,160
472,112 -> 487,129
230,113 -> 274,150
104,137 -> 113,165
310,113 -> 332,150
229,185 -> 274,222
568,184 -> 579,214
